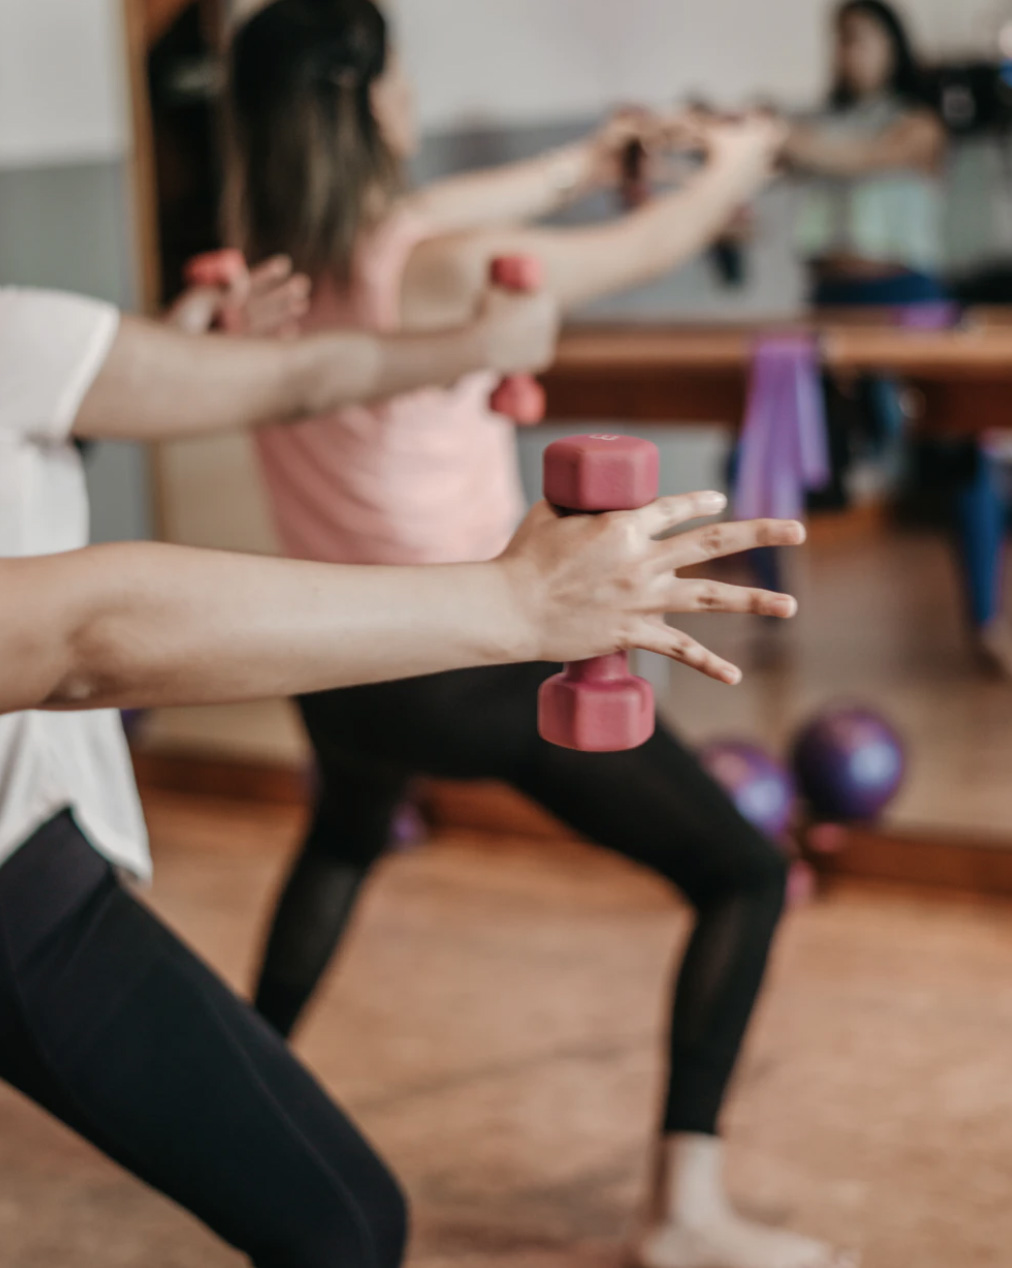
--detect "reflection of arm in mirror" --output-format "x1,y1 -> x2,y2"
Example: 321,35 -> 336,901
401,115 -> 786,318
783,109 -> 946,178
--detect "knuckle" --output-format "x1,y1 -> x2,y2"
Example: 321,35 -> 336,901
756,519 -> 780,547
668,630 -> 689,657
700,525 -> 726,554
609,513 -> 642,554
695,582 -> 723,611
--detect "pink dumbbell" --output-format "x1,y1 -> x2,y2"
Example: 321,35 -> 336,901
488,256 -> 547,426
619,138 -> 650,210
538,434 -> 660,752
184,248 -> 246,289
183,249 -> 248,332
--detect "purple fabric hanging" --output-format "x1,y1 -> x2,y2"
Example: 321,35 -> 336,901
734,336 -> 830,521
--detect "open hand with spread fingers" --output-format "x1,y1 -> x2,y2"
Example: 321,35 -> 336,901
501,491 -> 804,684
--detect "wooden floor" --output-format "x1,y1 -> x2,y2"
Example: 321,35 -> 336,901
2,790 -> 1012,1266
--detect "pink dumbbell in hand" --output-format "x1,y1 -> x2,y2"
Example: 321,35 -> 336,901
183,249 -> 248,333
538,434 -> 661,752
488,256 -> 547,426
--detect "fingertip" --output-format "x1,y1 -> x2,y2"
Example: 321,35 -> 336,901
723,664 -> 743,685
699,491 -> 728,512
776,594 -> 798,618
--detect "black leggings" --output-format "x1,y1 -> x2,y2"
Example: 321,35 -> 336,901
255,663 -> 788,1137
0,810 -> 407,1268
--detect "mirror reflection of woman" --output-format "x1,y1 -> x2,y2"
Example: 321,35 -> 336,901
786,0 -> 946,308
785,0 -> 1009,671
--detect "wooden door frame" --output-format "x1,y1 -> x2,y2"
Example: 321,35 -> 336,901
121,0 -> 163,315
121,0 -> 227,315
120,0 -> 229,540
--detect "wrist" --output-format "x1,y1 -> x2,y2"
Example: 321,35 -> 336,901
703,152 -> 765,204
547,142 -> 596,201
482,555 -> 544,664
466,318 -> 499,378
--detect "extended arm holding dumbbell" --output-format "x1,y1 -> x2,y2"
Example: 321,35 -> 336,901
74,272 -> 557,442
0,495 -> 801,717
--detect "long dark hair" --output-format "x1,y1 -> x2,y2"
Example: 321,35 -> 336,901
226,0 -> 403,282
829,0 -> 929,110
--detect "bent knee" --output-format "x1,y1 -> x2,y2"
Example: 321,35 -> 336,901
253,1163 -> 408,1268
687,838 -> 790,914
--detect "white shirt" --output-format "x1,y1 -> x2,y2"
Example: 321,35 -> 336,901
0,287 -> 150,879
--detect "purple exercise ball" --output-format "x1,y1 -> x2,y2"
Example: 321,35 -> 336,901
699,740 -> 797,839
791,705 -> 905,822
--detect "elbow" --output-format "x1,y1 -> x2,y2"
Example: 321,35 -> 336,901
47,616 -> 134,711
47,660 -> 116,712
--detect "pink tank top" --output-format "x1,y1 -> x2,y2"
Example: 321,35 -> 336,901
255,210 -> 525,565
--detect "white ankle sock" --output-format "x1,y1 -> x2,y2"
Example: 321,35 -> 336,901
637,1134 -> 857,1268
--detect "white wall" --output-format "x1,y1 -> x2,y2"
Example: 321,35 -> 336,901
393,0 -> 1005,133
0,0 -> 1001,167
0,0 -> 130,168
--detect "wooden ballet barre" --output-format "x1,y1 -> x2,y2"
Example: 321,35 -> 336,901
542,316 -> 1012,435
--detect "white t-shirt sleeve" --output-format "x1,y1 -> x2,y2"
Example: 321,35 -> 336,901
0,287 -> 120,443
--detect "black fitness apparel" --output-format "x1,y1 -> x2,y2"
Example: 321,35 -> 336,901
254,662 -> 788,1136
0,810 -> 406,1268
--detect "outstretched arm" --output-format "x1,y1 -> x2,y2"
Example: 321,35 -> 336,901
404,115 -> 785,316
74,281 -> 558,442
784,109 -> 945,177
403,111 -> 659,234
0,496 -> 804,715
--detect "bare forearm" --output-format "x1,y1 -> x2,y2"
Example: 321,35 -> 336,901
74,317 -> 489,442
0,497 -> 808,716
789,135 -> 892,176
586,161 -> 764,299
408,143 -> 595,234
12,543 -> 530,713
298,324 -> 487,413
499,157 -> 769,311
787,118 -> 943,177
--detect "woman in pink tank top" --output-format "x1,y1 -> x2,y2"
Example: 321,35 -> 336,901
226,6 -> 847,1267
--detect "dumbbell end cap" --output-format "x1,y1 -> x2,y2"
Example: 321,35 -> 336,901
538,672 -> 655,751
490,377 -> 546,425
490,255 -> 544,291
184,248 -> 247,288
543,434 -> 659,512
